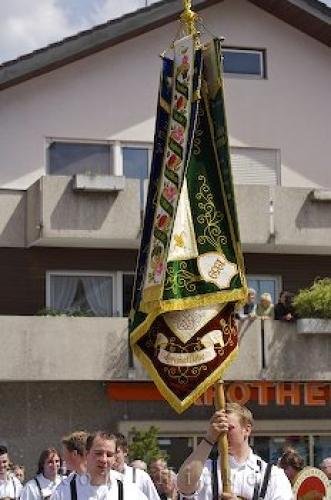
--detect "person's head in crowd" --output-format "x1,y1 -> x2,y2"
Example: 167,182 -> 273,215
149,456 -> 168,491
278,291 -> 292,304
224,402 -> 253,455
149,456 -> 167,478
37,448 -> 61,480
247,288 -> 256,304
130,459 -> 147,471
278,447 -> 304,484
259,292 -> 273,308
113,433 -> 128,473
0,445 -> 9,480
320,457 -> 331,479
86,431 -> 117,485
62,430 -> 88,475
13,465 -> 25,483
157,468 -> 177,499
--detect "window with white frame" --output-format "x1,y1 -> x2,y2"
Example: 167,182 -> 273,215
46,271 -> 114,316
47,140 -> 113,176
247,275 -> 281,305
46,271 -> 135,317
122,145 -> 152,209
223,48 -> 266,78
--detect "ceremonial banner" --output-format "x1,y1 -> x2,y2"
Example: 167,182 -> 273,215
292,467 -> 329,499
130,36 -> 247,413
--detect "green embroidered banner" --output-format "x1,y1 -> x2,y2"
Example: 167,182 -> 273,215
130,37 -> 247,413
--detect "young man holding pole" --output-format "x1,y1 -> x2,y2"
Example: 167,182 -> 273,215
176,403 -> 293,500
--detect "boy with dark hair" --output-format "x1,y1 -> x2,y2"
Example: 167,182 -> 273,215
52,431 -> 147,499
62,431 -> 88,475
113,433 -> 160,500
0,445 -> 22,499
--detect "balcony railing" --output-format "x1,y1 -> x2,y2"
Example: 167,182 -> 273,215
0,316 -> 128,380
133,319 -> 331,381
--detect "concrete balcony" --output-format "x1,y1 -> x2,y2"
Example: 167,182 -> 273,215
26,175 -> 141,248
0,316 -> 128,380
1,178 -> 331,252
236,185 -> 331,254
133,319 -> 331,381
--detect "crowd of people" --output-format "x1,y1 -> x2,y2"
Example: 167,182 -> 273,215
237,289 -> 296,322
1,404 -> 330,499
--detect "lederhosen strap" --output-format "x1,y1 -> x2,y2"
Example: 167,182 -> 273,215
132,467 -> 136,484
70,474 -> 77,500
259,463 -> 273,499
117,480 -> 123,500
211,457 -> 218,500
12,478 -> 16,500
34,477 -> 43,498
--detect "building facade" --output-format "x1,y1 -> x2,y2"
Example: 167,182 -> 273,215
0,0 -> 330,475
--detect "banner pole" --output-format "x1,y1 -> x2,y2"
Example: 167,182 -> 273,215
214,380 -> 231,493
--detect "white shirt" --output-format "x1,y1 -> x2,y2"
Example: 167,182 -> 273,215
119,465 -> 160,500
179,449 -> 293,500
21,473 -> 62,500
51,471 -> 148,500
0,474 -> 22,499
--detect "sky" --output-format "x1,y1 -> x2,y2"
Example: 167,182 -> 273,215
0,0 -> 330,65
0,0 -> 160,64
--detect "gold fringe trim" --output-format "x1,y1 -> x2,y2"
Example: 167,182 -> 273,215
132,340 -> 238,414
139,287 -> 246,315
142,284 -> 163,304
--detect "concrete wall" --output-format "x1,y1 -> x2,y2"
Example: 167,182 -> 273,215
0,190 -> 25,247
26,176 -> 141,248
22,181 -> 331,251
0,0 -> 330,190
264,320 -> 331,379
0,316 -> 129,380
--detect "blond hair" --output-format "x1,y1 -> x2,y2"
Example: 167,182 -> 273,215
225,402 -> 253,428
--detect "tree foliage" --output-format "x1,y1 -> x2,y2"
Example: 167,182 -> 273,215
293,278 -> 331,318
128,426 -> 168,466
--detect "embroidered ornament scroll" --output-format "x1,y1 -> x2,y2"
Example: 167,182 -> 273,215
130,36 -> 247,413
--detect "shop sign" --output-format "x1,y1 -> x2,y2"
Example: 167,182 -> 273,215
107,381 -> 330,407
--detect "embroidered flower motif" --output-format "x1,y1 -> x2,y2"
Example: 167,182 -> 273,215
166,153 -> 181,171
176,95 -> 187,111
156,213 -> 170,231
170,125 -> 185,145
163,183 -> 177,203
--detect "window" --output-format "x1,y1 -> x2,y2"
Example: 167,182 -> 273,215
247,275 -> 281,305
123,146 -> 151,208
314,436 -> 331,467
46,271 -> 114,316
253,436 -> 309,464
158,436 -> 194,471
231,147 -> 280,185
46,271 -> 135,317
118,272 -> 135,317
48,141 -> 113,176
223,48 -> 265,78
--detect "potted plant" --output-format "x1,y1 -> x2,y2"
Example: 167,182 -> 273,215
293,278 -> 331,334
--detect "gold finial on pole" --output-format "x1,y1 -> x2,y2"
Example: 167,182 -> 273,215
180,0 -> 199,37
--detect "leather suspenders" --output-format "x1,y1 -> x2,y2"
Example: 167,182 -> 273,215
69,475 -> 77,500
210,456 -> 273,500
69,474 -> 124,500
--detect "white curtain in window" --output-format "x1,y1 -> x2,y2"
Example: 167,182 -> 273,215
81,277 -> 113,316
50,276 -> 79,310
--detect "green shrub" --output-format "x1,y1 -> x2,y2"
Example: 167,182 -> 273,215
128,426 -> 168,466
293,278 -> 331,319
